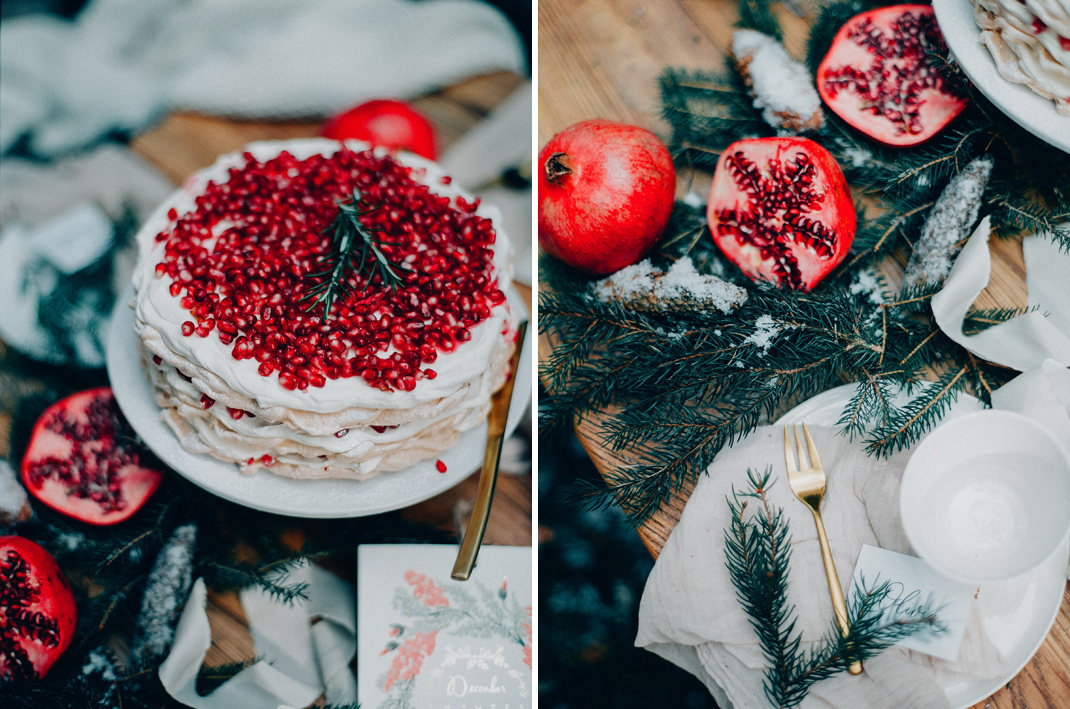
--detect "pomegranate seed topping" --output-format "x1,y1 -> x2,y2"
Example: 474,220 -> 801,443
261,455 -> 275,467
435,459 -> 447,473
820,9 -> 959,139
152,355 -> 162,365
200,394 -> 215,409
715,150 -> 838,289
152,147 -> 506,392
1033,17 -> 1047,33
335,429 -> 348,438
227,407 -> 244,420
1061,36 -> 1070,51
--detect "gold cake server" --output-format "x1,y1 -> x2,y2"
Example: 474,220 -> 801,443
451,320 -> 528,581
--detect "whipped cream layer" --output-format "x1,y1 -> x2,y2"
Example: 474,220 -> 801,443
131,139 -> 517,479
974,0 -> 1070,114
132,139 -> 516,413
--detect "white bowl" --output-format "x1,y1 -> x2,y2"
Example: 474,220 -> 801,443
900,410 -> 1070,583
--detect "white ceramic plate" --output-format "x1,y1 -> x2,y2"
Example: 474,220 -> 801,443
776,383 -> 1069,709
933,0 -> 1070,154
106,284 -> 531,518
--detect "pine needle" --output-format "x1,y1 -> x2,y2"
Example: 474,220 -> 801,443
301,188 -> 412,320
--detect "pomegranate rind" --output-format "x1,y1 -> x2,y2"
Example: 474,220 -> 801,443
816,4 -> 967,147
0,535 -> 77,681
707,137 -> 856,290
21,387 -> 164,526
321,99 -> 437,160
538,119 -> 676,275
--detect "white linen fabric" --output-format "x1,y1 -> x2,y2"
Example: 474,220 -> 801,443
159,563 -> 356,708
932,217 -> 1070,371
0,0 -> 526,157
635,425 -> 1007,709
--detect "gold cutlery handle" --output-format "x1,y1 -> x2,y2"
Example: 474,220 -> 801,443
451,321 -> 527,581
811,508 -> 863,675
451,435 -> 504,580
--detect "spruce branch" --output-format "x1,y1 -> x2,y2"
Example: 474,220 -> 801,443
301,188 -> 412,319
725,470 -> 941,708
737,0 -> 783,40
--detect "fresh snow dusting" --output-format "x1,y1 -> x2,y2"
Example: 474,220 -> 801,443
742,314 -> 787,355
732,29 -> 823,133
903,156 -> 993,288
55,531 -> 85,551
131,523 -> 197,665
0,459 -> 28,522
595,257 -> 747,313
843,146 -> 873,168
683,191 -> 705,208
850,269 -> 885,307
595,260 -> 656,300
82,648 -> 117,681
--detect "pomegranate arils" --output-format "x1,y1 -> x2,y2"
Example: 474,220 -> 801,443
435,459 -> 447,473
817,5 -> 966,146
21,389 -> 164,525
153,147 -> 506,393
0,538 -> 77,682
0,550 -> 59,681
200,394 -> 215,409
717,151 -> 832,288
25,396 -> 130,513
708,138 -> 855,291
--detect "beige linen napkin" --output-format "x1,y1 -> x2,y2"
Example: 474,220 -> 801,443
635,425 -> 1007,709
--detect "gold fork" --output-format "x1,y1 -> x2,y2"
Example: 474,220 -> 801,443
784,422 -> 863,675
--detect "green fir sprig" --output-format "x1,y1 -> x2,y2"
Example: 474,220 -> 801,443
302,188 -> 412,319
725,469 -> 942,708
540,199 -> 1024,523
540,0 -> 1065,525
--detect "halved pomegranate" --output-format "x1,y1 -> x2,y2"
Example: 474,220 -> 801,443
816,5 -> 966,147
707,137 -> 855,290
0,536 -> 77,682
21,388 -> 164,526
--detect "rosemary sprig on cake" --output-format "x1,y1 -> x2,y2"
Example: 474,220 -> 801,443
302,188 -> 412,319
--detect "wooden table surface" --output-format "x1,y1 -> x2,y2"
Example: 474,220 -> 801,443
0,70 -> 531,694
538,2 -> 1070,707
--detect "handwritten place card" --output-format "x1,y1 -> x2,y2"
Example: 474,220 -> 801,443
357,545 -> 532,709
849,544 -> 975,661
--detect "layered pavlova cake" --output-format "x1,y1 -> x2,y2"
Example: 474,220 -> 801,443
131,139 -> 517,480
973,0 -> 1070,113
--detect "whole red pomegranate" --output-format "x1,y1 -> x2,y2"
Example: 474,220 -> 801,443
707,137 -> 855,290
538,119 -> 676,275
22,388 -> 164,526
0,536 -> 77,682
816,4 -> 966,147
322,99 -> 436,160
